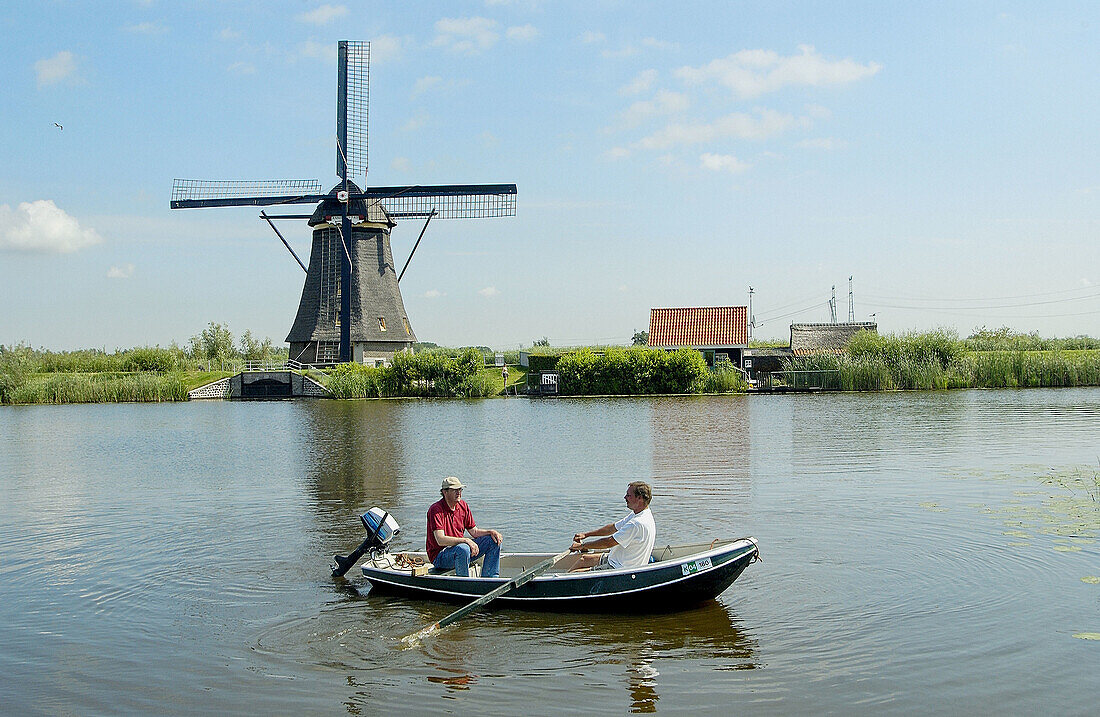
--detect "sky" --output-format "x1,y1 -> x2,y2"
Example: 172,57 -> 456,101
2,0 -> 1098,350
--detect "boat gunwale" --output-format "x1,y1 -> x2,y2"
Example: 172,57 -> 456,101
360,538 -> 758,602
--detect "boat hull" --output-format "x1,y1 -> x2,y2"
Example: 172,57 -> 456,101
361,538 -> 759,611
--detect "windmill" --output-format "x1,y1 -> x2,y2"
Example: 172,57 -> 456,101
171,41 -> 517,364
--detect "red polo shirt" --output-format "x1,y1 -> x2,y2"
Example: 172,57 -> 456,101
425,498 -> 476,561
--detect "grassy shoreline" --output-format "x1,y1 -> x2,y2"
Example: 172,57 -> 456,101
3,331 -> 1100,404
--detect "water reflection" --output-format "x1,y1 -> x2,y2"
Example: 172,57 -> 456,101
650,396 -> 752,531
298,401 -> 409,550
410,601 -> 757,713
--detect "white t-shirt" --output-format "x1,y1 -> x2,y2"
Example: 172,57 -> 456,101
607,508 -> 656,569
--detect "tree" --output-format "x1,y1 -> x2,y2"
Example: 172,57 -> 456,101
189,322 -> 235,364
533,337 -> 550,347
632,330 -> 649,346
239,330 -> 274,362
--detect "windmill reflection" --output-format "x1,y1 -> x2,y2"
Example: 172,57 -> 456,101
299,400 -> 408,550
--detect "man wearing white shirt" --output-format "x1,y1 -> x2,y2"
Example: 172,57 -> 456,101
570,482 -> 656,571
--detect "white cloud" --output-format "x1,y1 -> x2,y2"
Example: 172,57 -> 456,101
297,39 -> 337,63
107,263 -> 135,279
507,24 -> 539,42
619,90 -> 689,127
641,37 -> 678,51
402,113 -> 429,132
604,147 -> 631,160
35,51 -> 77,87
675,45 -> 881,98
370,35 -> 405,63
602,45 -> 638,60
637,109 -> 807,150
391,157 -> 412,173
620,69 -> 658,96
413,75 -> 443,95
478,286 -> 500,297
700,153 -> 750,173
580,31 -> 605,44
297,4 -> 347,25
123,22 -> 167,35
218,27 -> 241,41
433,17 -> 500,54
795,137 -> 846,150
424,289 -> 443,298
228,61 -> 255,75
0,200 -> 102,253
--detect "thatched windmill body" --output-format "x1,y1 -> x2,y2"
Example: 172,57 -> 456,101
171,41 -> 516,364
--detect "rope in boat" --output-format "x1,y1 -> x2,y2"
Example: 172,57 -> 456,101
394,553 -> 427,569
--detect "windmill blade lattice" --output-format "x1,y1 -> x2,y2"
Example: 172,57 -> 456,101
337,40 -> 369,180
171,178 -> 324,209
368,184 -> 518,219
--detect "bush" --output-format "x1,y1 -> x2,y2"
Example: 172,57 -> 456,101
324,348 -> 491,398
0,344 -> 32,403
123,347 -> 178,372
555,346 -> 709,395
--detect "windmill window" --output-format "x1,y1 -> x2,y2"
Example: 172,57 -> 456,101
403,317 -> 411,335
378,317 -> 387,331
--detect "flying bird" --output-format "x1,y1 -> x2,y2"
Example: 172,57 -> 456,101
54,122 -> 63,130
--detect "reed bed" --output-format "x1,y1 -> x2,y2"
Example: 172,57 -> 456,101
785,348 -> 1100,391
7,372 -> 189,404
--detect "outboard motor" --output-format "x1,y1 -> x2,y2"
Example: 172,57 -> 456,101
331,507 -> 402,577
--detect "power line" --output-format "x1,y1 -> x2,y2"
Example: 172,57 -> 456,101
862,284 -> 1099,303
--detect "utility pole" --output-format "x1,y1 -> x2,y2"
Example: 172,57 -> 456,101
829,285 -> 838,324
848,275 -> 855,323
748,286 -> 754,341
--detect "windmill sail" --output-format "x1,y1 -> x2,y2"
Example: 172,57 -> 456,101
367,184 -> 518,219
171,179 -> 324,209
337,40 -> 369,180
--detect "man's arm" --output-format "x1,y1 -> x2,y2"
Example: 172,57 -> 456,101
571,523 -> 618,551
468,526 -> 503,544
433,528 -> 478,552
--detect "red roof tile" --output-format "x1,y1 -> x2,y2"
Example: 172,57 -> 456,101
648,306 -> 747,347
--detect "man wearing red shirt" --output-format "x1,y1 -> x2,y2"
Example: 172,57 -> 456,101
426,476 -> 503,577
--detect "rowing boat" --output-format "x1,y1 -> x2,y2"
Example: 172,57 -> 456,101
360,538 -> 760,611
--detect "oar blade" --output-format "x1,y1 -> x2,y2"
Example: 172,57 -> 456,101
399,549 -> 571,645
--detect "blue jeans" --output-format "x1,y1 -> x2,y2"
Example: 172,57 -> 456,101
433,535 -> 501,578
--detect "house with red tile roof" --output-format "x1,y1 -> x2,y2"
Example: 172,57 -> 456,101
647,306 -> 748,368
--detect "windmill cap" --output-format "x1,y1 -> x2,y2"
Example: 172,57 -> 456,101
441,476 -> 466,491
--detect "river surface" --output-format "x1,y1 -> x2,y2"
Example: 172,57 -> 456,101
2,389 -> 1099,714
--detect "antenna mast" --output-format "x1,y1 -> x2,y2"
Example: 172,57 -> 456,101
829,285 -> 838,324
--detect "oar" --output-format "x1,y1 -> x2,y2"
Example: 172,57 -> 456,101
401,549 -> 572,647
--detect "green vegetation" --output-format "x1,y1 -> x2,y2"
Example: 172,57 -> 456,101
3,326 -> 1098,404
783,329 -> 1100,391
964,326 -> 1100,352
555,347 -> 714,395
325,349 -> 497,398
5,372 -> 188,404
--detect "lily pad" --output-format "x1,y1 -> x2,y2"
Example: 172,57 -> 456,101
1082,576 -> 1100,584
1072,632 -> 1100,640
1053,545 -> 1082,552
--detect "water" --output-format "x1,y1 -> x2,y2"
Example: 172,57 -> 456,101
1,390 -> 1098,714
